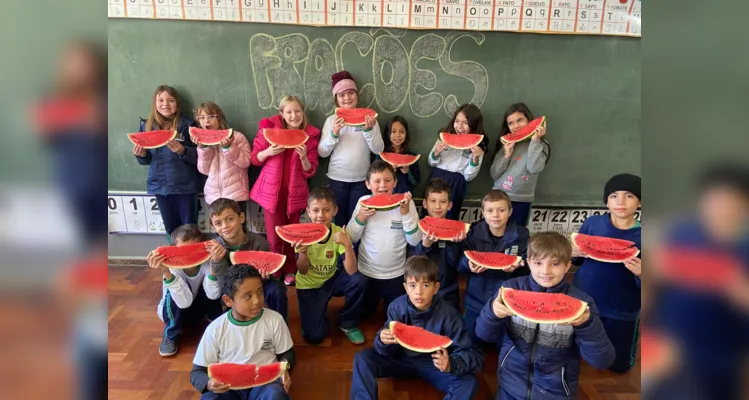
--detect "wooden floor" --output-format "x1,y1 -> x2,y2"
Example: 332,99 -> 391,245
108,265 -> 641,399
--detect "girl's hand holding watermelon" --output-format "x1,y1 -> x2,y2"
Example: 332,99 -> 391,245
332,118 -> 345,136
531,123 -> 547,141
259,144 -> 285,162
295,145 -> 312,171
363,115 -> 376,130
622,257 -> 641,277
503,259 -> 525,273
431,348 -> 450,372
218,134 -> 234,148
207,378 -> 230,393
492,291 -> 514,319
501,141 -> 515,159
398,166 -> 409,174
207,240 -> 227,263
379,328 -> 397,345
133,144 -> 147,157
399,192 -> 413,215
469,145 -> 484,163
433,140 -> 450,157
165,139 -> 185,155
468,260 -> 488,274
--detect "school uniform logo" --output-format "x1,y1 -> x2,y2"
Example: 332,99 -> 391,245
505,245 -> 519,256
261,339 -> 273,351
390,220 -> 403,230
325,250 -> 334,259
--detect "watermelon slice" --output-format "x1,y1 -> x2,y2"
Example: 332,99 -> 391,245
275,223 -> 330,246
360,193 -> 405,210
501,287 -> 587,324
570,233 -> 640,263
229,251 -> 286,275
418,216 -> 469,240
655,246 -> 744,291
263,128 -> 309,148
500,116 -> 546,144
439,132 -> 484,150
189,127 -> 233,146
464,250 -> 522,270
379,152 -> 420,167
31,97 -> 95,135
207,361 -> 288,390
640,328 -> 677,378
155,241 -> 212,269
388,321 -> 453,353
127,130 -> 177,149
335,108 -> 378,126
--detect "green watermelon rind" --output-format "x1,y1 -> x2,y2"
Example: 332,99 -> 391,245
263,128 -> 309,149
275,223 -> 330,246
418,216 -> 469,241
335,108 -> 378,126
156,241 -> 212,269
229,251 -> 286,275
388,321 -> 453,353
189,127 -> 234,146
360,193 -> 405,210
438,132 -> 484,150
570,232 -> 640,263
127,129 -> 177,149
207,361 -> 288,390
379,152 -> 421,167
464,250 -> 522,270
500,116 -> 546,144
501,287 -> 587,324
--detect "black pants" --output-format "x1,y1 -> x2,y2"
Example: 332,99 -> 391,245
161,285 -> 222,341
154,193 -> 198,241
601,316 -> 640,373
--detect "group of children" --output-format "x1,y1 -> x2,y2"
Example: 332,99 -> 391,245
136,70 -> 642,399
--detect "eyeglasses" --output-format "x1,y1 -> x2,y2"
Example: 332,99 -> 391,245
197,115 -> 218,121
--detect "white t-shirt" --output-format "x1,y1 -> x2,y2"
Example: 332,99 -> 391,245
427,143 -> 483,181
317,114 -> 384,182
193,308 -> 293,367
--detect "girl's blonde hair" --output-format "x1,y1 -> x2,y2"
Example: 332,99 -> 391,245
193,101 -> 230,130
278,96 -> 307,130
145,85 -> 182,132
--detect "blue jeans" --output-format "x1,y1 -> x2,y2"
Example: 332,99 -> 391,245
200,379 -> 287,400
297,270 -> 365,344
328,179 -> 369,228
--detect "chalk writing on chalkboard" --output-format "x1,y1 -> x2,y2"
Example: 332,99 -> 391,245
249,30 -> 489,118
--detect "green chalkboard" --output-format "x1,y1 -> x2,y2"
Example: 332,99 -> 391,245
108,20 -> 640,205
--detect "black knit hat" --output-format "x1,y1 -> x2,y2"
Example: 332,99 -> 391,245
603,173 -> 641,204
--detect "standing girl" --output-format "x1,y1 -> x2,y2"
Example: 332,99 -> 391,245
252,96 -> 320,286
132,85 -> 200,241
192,101 -> 252,209
374,115 -> 421,195
490,102 -> 550,227
318,71 -> 384,227
426,103 -> 487,220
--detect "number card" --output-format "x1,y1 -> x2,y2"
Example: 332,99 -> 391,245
547,209 -> 570,235
568,209 -> 589,233
197,196 -> 212,233
121,195 -> 149,233
108,196 -> 128,233
144,196 -> 166,233
249,201 -> 266,234
469,207 -> 483,223
459,206 -> 472,223
528,208 -> 550,234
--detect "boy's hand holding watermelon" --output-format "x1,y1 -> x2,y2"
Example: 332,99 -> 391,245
207,240 -> 227,263
147,250 -> 172,281
399,192 -> 413,215
560,306 -> 591,327
492,290 -> 514,319
379,328 -> 397,345
357,206 -> 377,223
622,257 -> 641,276
431,348 -> 450,372
207,378 -> 230,393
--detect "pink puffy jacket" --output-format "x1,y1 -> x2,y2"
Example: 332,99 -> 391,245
250,115 -> 320,215
196,131 -> 252,205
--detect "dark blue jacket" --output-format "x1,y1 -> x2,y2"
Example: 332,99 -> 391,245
412,239 -> 462,310
373,149 -> 421,195
572,214 -> 642,321
476,276 -> 615,400
375,294 -> 484,377
135,116 -> 202,195
459,220 -> 529,314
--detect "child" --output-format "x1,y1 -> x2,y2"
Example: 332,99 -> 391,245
132,84 -> 201,241
191,264 -> 294,398
207,198 -> 288,321
294,187 -> 366,345
351,256 -> 483,400
475,232 -> 615,400
373,115 -> 421,194
252,96 -> 321,286
572,173 -> 642,373
427,103 -> 487,220
192,101 -> 252,208
347,161 -> 422,318
490,102 -> 551,227
459,189 -> 528,343
318,71 -> 384,227
148,224 -> 223,357
412,178 -> 464,310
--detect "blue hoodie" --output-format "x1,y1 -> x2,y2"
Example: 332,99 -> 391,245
412,238 -> 462,310
572,214 -> 642,321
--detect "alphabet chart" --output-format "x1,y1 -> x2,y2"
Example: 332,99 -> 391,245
108,0 -> 641,37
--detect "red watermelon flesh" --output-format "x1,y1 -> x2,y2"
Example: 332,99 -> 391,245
464,250 -> 522,270
31,97 -> 95,135
189,127 -> 233,146
388,321 -> 452,353
275,223 -> 330,246
335,108 -> 378,126
207,361 -> 287,390
640,328 -> 677,377
379,152 -> 420,167
418,216 -> 469,240
655,246 -> 744,291
570,233 -> 640,263
501,116 -> 546,144
263,128 -> 309,148
439,132 -> 484,149
127,130 -> 177,149
360,193 -> 405,210
155,241 -> 212,269
229,251 -> 286,275
501,287 -> 587,324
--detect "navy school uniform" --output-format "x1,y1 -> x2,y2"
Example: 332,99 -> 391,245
571,214 -> 641,373
373,150 -> 422,195
475,276 -> 615,400
412,239 -> 462,311
134,115 -> 202,237
351,294 -> 484,400
459,220 -> 529,343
